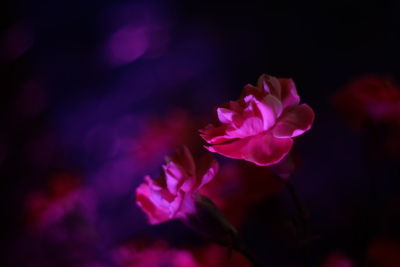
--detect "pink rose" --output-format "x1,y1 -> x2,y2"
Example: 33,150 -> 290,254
136,146 -> 219,224
199,74 -> 314,166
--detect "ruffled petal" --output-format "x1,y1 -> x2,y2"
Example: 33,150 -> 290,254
257,74 -> 282,99
136,178 -> 170,224
243,133 -> 293,166
163,161 -> 186,194
272,104 -> 315,138
196,155 -> 219,189
172,146 -> 196,177
278,78 -> 300,108
256,95 -> 282,129
205,138 -> 252,160
206,133 -> 293,166
217,107 -> 235,124
199,124 -> 235,145
226,117 -> 264,138
242,84 -> 264,99
164,146 -> 196,194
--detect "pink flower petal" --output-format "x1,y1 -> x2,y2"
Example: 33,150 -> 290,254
171,146 -> 196,177
205,138 -> 251,159
224,95 -> 281,137
164,162 -> 187,194
164,146 -> 196,194
256,95 -> 283,128
226,117 -> 264,138
199,124 -> 234,145
136,179 -> 170,224
196,155 -> 219,189
257,74 -> 282,99
273,104 -> 315,138
241,84 -> 264,99
278,78 -> 300,108
217,107 -> 235,124
243,133 -> 294,166
206,133 -> 293,166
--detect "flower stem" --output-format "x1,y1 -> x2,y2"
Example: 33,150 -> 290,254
286,181 -> 311,267
287,181 -> 308,220
231,236 -> 259,267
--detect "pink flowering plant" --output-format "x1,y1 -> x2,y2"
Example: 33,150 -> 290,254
135,74 -> 315,266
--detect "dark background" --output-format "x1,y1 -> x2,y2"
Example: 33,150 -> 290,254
2,0 -> 400,266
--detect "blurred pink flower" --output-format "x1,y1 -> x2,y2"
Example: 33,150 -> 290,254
113,241 -> 249,267
334,75 -> 400,128
367,237 -> 400,267
200,74 -> 314,166
113,241 -> 200,267
322,252 -> 353,267
25,173 -> 94,231
136,146 -> 218,224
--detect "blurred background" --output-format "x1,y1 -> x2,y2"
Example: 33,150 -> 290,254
2,0 -> 400,266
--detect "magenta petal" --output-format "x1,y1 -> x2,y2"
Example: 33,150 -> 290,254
171,146 -> 196,177
273,104 -> 315,138
164,146 -> 196,194
197,159 -> 219,188
206,133 -> 293,166
243,133 -> 293,166
242,84 -> 264,99
256,95 -> 282,128
164,161 -> 186,194
136,180 -> 169,224
278,78 -> 300,108
205,138 -> 252,159
199,124 -> 234,145
257,74 -> 282,99
217,107 -> 235,124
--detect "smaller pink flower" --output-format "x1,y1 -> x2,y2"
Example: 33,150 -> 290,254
25,173 -> 93,231
200,74 -> 314,166
334,75 -> 400,128
136,146 -> 219,224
